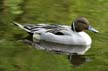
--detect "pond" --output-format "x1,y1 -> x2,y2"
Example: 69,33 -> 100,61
0,0 -> 108,71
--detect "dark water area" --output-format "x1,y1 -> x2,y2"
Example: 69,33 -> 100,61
0,1 -> 3,12
68,54 -> 90,66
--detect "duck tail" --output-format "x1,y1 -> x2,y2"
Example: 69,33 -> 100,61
13,21 -> 31,32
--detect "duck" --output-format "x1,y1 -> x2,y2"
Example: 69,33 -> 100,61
13,17 -> 98,46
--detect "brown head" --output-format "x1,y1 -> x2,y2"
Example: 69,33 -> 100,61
71,17 -> 99,33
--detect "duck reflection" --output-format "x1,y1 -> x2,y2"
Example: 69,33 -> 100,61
33,40 -> 90,55
68,54 -> 86,66
20,37 -> 90,66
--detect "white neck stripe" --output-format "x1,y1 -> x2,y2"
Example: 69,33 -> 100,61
72,22 -> 76,32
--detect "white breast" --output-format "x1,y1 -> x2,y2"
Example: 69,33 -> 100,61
78,32 -> 92,45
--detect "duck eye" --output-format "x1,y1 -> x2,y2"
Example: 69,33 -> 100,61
83,24 -> 89,29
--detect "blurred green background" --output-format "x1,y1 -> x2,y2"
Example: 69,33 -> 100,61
0,0 -> 108,71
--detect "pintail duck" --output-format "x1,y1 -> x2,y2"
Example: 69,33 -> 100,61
13,17 -> 99,46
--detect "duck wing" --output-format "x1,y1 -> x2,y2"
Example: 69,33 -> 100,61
13,22 -> 67,34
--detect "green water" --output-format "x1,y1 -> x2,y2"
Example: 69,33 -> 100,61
0,0 -> 108,71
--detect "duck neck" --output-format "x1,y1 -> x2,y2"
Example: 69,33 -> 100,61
71,22 -> 76,32
71,22 -> 83,32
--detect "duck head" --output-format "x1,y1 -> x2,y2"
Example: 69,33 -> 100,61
71,17 -> 99,33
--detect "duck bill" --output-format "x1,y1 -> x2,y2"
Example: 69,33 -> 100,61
88,26 -> 99,33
